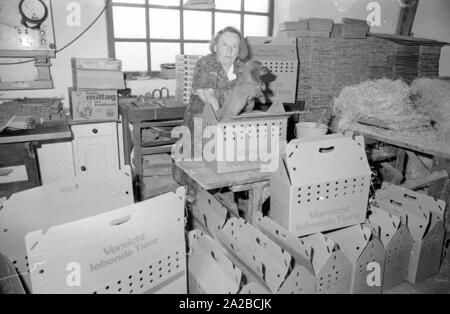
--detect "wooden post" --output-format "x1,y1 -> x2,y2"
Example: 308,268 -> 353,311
396,0 -> 419,36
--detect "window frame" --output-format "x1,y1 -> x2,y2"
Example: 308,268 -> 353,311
106,0 -> 274,76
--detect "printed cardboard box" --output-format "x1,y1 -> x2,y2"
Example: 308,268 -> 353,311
301,233 -> 352,294
188,230 -> 242,294
247,37 -> 298,103
198,102 -> 291,174
217,217 -> 310,294
327,225 -> 386,294
367,206 -> 412,291
255,215 -> 316,293
0,168 -> 134,291
270,133 -> 371,236
70,89 -> 118,121
25,187 -> 186,294
374,183 -> 446,284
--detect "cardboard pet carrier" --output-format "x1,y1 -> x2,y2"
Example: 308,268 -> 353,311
367,206 -> 412,291
374,183 -> 446,284
217,217 -> 312,294
188,230 -> 242,294
301,233 -> 352,294
255,215 -> 317,293
247,37 -> 298,104
200,102 -> 291,174
0,168 -> 134,292
72,58 -> 125,90
327,225 -> 386,294
270,133 -> 372,237
25,187 -> 186,294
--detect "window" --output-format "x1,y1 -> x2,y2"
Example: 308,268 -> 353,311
107,0 -> 274,74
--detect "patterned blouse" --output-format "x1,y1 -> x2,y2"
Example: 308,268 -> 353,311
183,53 -> 243,129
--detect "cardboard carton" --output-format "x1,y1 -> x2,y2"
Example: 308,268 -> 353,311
199,102 -> 291,174
367,206 -> 412,291
374,183 -> 446,284
247,37 -> 298,103
270,133 -> 372,236
327,225 -> 386,294
301,233 -> 352,294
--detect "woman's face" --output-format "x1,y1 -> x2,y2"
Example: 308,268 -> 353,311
215,31 -> 241,68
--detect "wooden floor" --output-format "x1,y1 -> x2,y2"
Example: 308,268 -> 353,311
385,252 -> 450,294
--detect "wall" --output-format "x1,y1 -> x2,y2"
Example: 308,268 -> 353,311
274,0 -> 402,34
274,0 -> 450,76
0,0 -> 109,105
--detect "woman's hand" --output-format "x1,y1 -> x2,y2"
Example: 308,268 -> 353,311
196,88 -> 220,112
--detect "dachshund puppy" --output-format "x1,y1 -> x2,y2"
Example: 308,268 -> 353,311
217,60 -> 268,120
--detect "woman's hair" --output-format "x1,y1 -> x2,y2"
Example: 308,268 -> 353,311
209,26 -> 250,61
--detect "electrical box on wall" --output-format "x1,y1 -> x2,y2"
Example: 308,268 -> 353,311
0,0 -> 56,57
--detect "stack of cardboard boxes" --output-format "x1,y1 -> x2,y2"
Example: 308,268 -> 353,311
70,58 -> 125,122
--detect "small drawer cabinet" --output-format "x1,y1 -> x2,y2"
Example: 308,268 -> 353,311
71,121 -> 120,177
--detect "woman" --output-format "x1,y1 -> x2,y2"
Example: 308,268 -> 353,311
182,26 -> 250,132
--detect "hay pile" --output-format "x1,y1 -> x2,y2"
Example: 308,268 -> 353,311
333,78 -> 430,132
411,78 -> 450,133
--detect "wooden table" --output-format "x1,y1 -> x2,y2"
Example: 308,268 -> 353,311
173,160 -> 271,223
0,120 -> 72,197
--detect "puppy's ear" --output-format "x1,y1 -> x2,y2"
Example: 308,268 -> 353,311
260,66 -> 269,76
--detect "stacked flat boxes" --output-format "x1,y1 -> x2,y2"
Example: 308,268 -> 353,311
175,55 -> 202,105
295,35 -> 444,121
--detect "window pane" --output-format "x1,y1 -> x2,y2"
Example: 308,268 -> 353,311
215,12 -> 241,33
112,0 -> 145,4
244,0 -> 269,13
151,43 -> 180,71
115,42 -> 148,72
215,0 -> 241,11
244,15 -> 268,36
149,9 -> 180,39
184,43 -> 210,56
113,7 -> 146,38
184,10 -> 212,40
149,0 -> 179,5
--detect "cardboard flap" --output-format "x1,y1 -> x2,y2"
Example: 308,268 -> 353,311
188,230 -> 241,294
25,190 -> 185,294
379,182 -> 446,225
367,206 -> 401,247
277,264 -> 316,294
217,217 -> 291,293
0,253 -> 26,294
302,233 -> 336,274
285,135 -> 371,186
221,111 -> 292,123
327,225 -> 371,263
239,282 -> 270,294
255,216 -> 313,273
192,189 -> 228,238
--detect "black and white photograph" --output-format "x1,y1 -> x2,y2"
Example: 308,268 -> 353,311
0,0 -> 449,297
